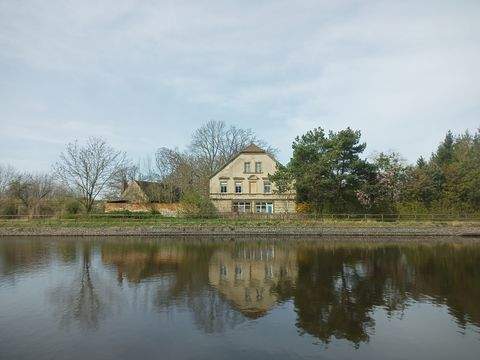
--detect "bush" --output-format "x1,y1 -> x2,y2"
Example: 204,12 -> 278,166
0,199 -> 18,216
64,199 -> 82,215
179,191 -> 218,218
295,202 -> 312,213
38,202 -> 56,216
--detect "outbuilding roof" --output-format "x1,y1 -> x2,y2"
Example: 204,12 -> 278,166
135,181 -> 168,202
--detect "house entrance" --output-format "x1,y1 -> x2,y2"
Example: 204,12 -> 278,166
255,202 -> 274,214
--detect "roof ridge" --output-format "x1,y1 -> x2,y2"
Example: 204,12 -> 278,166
241,143 -> 266,153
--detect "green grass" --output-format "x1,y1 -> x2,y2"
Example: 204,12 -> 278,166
1,214 -> 480,230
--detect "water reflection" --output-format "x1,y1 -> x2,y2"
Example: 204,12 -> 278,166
0,237 -> 479,349
47,243 -> 101,329
208,246 -> 297,318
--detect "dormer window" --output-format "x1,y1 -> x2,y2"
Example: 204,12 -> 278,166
244,162 -> 251,173
255,162 -> 262,173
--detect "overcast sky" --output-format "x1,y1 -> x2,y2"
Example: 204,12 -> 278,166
1,0 -> 479,171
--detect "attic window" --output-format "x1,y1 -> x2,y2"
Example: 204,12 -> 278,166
255,162 -> 262,173
244,162 -> 251,173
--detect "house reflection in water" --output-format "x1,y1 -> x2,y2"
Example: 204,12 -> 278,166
208,245 -> 297,318
101,245 -> 187,284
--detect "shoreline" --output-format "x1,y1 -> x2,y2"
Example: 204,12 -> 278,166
1,225 -> 480,237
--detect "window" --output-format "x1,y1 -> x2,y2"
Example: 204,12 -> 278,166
220,181 -> 227,193
255,162 -> 262,173
255,202 -> 274,213
220,264 -> 227,278
235,181 -> 242,193
265,265 -> 273,279
232,201 -> 251,213
263,180 -> 271,194
235,265 -> 243,280
244,162 -> 251,173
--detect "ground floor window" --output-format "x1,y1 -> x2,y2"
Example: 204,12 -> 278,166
255,202 -> 274,213
232,201 -> 251,213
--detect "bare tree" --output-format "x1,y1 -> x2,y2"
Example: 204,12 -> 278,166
53,137 -> 127,213
8,173 -> 54,215
155,147 -> 181,181
189,120 -> 278,176
152,121 -> 278,196
0,164 -> 16,198
108,160 -> 140,199
155,147 -> 200,198
190,120 -> 226,175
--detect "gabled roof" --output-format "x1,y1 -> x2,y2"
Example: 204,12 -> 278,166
241,143 -> 266,154
209,143 -> 278,180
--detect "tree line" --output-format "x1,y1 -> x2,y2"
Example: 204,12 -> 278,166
0,120 -> 275,215
1,121 -> 479,216
271,127 -> 480,214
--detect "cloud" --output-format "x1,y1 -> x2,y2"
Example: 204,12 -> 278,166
0,0 -> 479,170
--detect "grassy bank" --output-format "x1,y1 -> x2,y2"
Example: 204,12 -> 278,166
1,214 -> 480,237
1,215 -> 480,228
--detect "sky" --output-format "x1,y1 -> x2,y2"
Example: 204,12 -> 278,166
1,0 -> 479,171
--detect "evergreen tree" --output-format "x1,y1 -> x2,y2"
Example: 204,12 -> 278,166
279,127 -> 374,213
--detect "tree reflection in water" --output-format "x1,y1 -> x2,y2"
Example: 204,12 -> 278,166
2,238 -> 479,346
99,239 -> 480,344
101,241 -> 247,333
281,243 -> 480,346
48,242 -> 120,330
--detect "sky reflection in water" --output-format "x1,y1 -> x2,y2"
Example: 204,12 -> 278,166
0,237 -> 479,360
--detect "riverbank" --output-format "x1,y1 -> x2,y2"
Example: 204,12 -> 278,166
1,217 -> 480,237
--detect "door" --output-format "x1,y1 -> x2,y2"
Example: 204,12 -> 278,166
266,203 -> 273,214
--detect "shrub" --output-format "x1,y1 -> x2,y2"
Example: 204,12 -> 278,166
64,199 -> 82,215
0,199 -> 18,216
38,202 -> 56,216
295,202 -> 312,213
179,191 -> 217,218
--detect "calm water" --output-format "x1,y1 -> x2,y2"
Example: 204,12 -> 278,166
0,237 -> 479,360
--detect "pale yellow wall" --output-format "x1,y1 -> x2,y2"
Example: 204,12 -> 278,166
105,202 -> 179,216
211,199 -> 231,213
209,153 -> 277,194
274,198 -> 296,213
209,152 -> 296,213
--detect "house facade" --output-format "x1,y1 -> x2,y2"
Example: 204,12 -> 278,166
209,144 -> 296,213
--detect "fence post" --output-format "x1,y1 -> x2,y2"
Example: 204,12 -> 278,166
381,214 -> 384,222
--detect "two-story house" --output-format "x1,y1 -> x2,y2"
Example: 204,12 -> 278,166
209,144 -> 296,213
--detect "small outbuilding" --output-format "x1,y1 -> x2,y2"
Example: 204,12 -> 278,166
105,180 -> 180,216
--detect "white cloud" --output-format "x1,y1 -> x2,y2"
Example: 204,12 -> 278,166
0,0 -> 479,170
